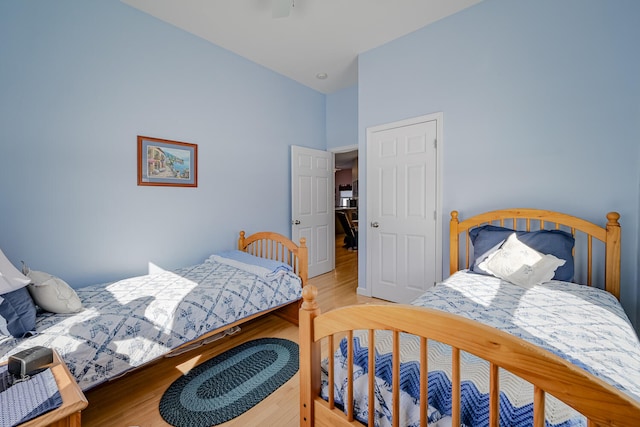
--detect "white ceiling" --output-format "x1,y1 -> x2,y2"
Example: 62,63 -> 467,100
121,0 -> 481,94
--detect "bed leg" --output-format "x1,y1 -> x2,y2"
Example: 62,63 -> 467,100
300,285 -> 321,427
274,300 -> 302,325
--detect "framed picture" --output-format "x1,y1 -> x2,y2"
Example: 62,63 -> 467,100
137,136 -> 198,187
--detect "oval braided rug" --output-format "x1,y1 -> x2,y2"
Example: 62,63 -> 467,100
159,338 -> 299,427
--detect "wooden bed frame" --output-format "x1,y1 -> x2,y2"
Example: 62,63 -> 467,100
84,230 -> 308,387
299,209 -> 640,427
165,230 -> 307,354
74,231 -> 308,424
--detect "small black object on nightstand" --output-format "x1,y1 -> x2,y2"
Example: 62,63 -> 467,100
7,346 -> 54,380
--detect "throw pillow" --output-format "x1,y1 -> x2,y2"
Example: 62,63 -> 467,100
0,287 -> 37,337
479,233 -> 566,288
469,225 -> 575,281
26,270 -> 83,314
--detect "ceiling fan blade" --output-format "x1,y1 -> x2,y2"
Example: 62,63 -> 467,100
272,0 -> 291,18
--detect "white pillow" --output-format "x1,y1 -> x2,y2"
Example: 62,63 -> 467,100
26,270 -> 83,314
0,248 -> 30,294
479,233 -> 566,288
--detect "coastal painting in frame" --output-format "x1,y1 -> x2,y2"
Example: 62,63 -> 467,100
137,136 -> 198,187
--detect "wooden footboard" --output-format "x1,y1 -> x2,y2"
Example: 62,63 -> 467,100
299,285 -> 640,427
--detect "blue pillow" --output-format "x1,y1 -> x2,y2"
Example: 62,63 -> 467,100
0,287 -> 37,338
216,250 -> 292,274
469,225 -> 575,281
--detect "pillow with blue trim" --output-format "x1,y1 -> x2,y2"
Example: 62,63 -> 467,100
469,225 -> 575,281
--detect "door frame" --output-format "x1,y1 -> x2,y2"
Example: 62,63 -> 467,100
362,113 -> 444,297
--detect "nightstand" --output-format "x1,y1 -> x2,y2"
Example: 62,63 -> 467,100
12,350 -> 88,427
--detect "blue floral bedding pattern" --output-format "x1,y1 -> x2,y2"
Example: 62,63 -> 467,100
322,271 -> 640,427
0,256 -> 302,391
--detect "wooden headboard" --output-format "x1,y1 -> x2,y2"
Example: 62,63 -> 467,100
449,209 -> 621,299
238,230 -> 308,287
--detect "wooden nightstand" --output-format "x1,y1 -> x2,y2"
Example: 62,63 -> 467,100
12,350 -> 88,427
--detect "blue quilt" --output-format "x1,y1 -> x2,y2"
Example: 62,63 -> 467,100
322,271 -> 640,427
0,254 -> 302,391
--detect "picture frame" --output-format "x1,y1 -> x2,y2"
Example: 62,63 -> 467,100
137,135 -> 198,187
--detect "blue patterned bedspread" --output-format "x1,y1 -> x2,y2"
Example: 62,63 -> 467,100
0,255 -> 302,391
322,271 -> 640,427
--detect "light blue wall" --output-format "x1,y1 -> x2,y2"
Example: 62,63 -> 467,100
0,1 -> 325,287
2,0 -> 638,330
326,85 -> 358,150
357,0 -> 640,328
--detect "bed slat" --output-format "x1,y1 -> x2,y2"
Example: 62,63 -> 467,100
347,330 -> 354,422
420,337 -> 428,427
328,335 -> 335,410
368,330 -> 375,426
452,347 -> 461,427
489,363 -> 499,427
588,235 -> 593,286
533,386 -> 545,427
392,331 -> 400,427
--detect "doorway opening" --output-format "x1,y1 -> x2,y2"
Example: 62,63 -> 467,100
333,148 -> 358,272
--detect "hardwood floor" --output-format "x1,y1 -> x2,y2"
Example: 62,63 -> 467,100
82,236 -> 383,427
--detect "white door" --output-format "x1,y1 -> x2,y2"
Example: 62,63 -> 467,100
291,146 -> 334,278
367,115 -> 441,302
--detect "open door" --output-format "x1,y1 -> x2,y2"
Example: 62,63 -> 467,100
291,146 -> 334,278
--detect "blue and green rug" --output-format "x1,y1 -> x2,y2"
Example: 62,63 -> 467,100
159,337 -> 299,427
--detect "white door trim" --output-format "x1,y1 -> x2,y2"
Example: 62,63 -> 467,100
364,112 -> 443,298
331,144 -> 359,154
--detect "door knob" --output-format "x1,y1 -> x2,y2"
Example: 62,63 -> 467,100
371,222 -> 379,228
292,220 -> 301,225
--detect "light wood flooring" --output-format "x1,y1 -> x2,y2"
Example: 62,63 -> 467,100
82,236 -> 384,427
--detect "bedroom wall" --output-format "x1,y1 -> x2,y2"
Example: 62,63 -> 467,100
0,1 -> 326,287
356,0 -> 640,329
326,85 -> 358,150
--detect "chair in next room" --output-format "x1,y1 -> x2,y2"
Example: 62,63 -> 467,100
336,210 -> 357,250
